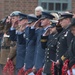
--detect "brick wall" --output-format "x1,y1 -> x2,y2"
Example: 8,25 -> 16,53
0,0 -> 4,19
0,0 -> 38,19
72,0 -> 75,13
0,0 -> 75,20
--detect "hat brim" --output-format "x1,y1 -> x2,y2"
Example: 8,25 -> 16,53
50,25 -> 56,28
58,17 -> 65,21
10,14 -> 20,17
40,16 -> 46,20
19,17 -> 27,21
27,21 -> 33,24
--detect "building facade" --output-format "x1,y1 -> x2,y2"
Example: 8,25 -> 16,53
0,0 -> 75,19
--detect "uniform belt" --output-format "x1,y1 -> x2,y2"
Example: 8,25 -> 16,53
10,41 -> 16,47
1,46 -> 10,49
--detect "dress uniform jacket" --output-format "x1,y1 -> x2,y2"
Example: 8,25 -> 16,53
0,32 -> 16,65
9,28 -> 26,70
9,29 -> 17,41
26,28 -> 45,70
9,29 -> 17,64
41,33 -> 59,74
25,27 -> 37,70
16,27 -> 30,70
0,33 -> 11,64
61,37 -> 75,68
0,24 -> 17,65
55,25 -> 74,75
17,27 -> 37,70
34,28 -> 46,70
8,41 -> 16,65
56,26 -> 73,61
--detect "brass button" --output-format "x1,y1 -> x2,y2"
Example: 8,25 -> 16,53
47,52 -> 49,54
47,56 -> 49,58
51,45 -> 53,47
57,55 -> 58,56
23,34 -> 26,38
26,38 -> 28,40
57,50 -> 59,52
47,60 -> 49,62
47,48 -> 49,50
57,47 -> 59,48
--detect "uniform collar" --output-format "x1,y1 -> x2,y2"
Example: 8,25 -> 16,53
44,25 -> 50,30
52,32 -> 58,37
64,23 -> 71,30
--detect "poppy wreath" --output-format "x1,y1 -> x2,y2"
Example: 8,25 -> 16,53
24,68 -> 33,75
62,59 -> 69,75
3,60 -> 14,75
18,67 -> 25,75
70,64 -> 75,75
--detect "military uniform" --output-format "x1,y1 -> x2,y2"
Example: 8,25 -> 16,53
56,26 -> 73,60
9,41 -> 16,63
9,13 -> 28,73
34,11 -> 55,71
24,15 -> 38,70
56,13 -> 73,75
9,28 -> 26,71
0,33 -> 11,64
9,29 -> 17,65
0,33 -> 16,75
41,33 -> 58,74
30,28 -> 45,71
16,27 -> 29,70
25,28 -> 36,70
61,37 -> 75,67
60,18 -> 75,69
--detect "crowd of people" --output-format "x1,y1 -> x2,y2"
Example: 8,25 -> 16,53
0,6 -> 75,75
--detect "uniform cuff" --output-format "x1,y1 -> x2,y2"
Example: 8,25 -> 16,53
41,36 -> 48,42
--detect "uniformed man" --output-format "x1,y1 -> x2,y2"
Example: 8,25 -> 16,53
16,13 -> 28,75
55,13 -> 74,75
9,12 -> 28,75
0,15 -> 12,75
57,18 -> 75,75
31,11 -> 55,73
41,21 -> 59,75
9,11 -> 22,41
24,15 -> 38,71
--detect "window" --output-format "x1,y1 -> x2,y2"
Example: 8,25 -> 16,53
55,3 -> 61,11
41,2 -> 47,9
38,0 -> 71,12
48,3 -> 54,10
62,3 -> 68,11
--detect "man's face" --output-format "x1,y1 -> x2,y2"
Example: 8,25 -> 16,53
41,18 -> 50,27
60,18 -> 69,28
11,16 -> 19,24
18,19 -> 28,27
71,26 -> 75,36
35,10 -> 42,16
6,16 -> 11,23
